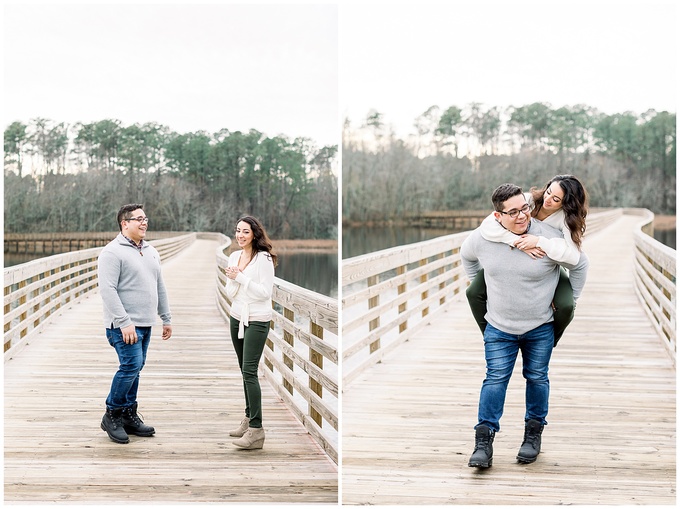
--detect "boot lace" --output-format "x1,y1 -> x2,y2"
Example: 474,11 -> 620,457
110,411 -> 125,429
522,427 -> 541,448
126,407 -> 144,426
474,432 -> 494,452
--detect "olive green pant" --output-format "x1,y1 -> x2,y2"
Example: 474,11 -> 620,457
230,317 -> 269,428
465,268 -> 575,346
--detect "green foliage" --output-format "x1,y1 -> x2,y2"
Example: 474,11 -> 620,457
4,119 -> 338,239
4,121 -> 28,177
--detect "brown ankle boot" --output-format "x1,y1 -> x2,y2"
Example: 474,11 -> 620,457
228,416 -> 250,437
232,427 -> 265,449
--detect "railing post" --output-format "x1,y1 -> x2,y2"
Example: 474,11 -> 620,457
3,289 -> 8,352
18,280 -> 27,340
282,306 -> 295,395
420,258 -> 429,317
397,265 -> 407,333
437,252 -> 446,305
368,275 -> 380,354
310,321 -> 323,427
264,319 -> 275,373
32,274 -> 41,327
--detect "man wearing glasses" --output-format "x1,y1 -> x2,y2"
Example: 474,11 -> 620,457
98,204 -> 172,444
461,184 -> 588,468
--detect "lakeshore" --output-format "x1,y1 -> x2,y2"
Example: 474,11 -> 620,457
653,215 -> 676,230
272,239 -> 338,252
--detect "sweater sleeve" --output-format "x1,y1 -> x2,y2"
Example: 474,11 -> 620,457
460,234 -> 481,280
533,211 -> 580,265
156,255 -> 172,325
97,250 -> 132,329
560,251 -> 589,301
479,213 -> 518,247
234,252 -> 275,300
225,252 -> 241,301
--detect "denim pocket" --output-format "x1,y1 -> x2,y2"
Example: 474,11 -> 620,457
105,327 -> 123,348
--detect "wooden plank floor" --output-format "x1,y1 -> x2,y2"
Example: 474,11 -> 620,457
342,214 -> 676,505
4,238 -> 338,504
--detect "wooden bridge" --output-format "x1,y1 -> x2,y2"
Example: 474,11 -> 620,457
342,209 -> 676,505
4,234 -> 338,503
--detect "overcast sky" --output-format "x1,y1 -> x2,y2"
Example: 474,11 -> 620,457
3,2 -> 338,147
3,0 -> 677,147
341,0 -> 677,138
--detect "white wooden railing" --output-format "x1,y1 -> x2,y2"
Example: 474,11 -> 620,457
629,209 -> 676,362
3,233 -> 196,359
214,235 -> 339,463
341,209 -> 628,386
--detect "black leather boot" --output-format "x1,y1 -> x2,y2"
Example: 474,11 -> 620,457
122,403 -> 155,437
468,425 -> 495,468
101,408 -> 129,444
517,419 -> 544,463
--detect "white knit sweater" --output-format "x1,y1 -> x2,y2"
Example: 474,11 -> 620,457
226,250 -> 275,338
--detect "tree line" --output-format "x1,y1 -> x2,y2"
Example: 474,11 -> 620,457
4,118 -> 338,239
343,103 -> 676,222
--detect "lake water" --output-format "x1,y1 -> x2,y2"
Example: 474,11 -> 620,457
276,251 -> 338,298
654,229 -> 676,249
342,226 -> 463,259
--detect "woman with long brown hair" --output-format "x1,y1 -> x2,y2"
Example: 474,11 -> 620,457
512,174 -> 588,262
225,215 -> 278,449
468,175 -> 589,345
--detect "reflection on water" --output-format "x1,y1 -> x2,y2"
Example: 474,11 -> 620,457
276,251 -> 338,299
343,226 -> 461,259
654,229 -> 676,250
4,252 -> 46,267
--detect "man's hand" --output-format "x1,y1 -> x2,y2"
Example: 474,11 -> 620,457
162,325 -> 173,341
121,324 -> 138,344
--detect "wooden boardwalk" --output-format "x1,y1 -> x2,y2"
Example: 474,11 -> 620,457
4,239 -> 338,504
342,215 -> 676,505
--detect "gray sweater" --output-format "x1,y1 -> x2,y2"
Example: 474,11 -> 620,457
461,219 -> 589,335
98,233 -> 172,329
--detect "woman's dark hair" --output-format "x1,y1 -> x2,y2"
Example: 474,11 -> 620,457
236,215 -> 278,267
531,175 -> 589,248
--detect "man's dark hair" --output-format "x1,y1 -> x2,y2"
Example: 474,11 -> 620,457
117,203 -> 145,231
491,184 -> 523,212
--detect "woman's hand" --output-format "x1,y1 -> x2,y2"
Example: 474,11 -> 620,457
226,266 -> 241,280
514,234 -> 539,251
521,247 -> 546,259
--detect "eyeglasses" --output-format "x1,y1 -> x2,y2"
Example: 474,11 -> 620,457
126,216 -> 149,224
498,204 -> 531,219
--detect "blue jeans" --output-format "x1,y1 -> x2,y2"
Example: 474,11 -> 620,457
105,326 -> 152,410
476,322 -> 554,432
